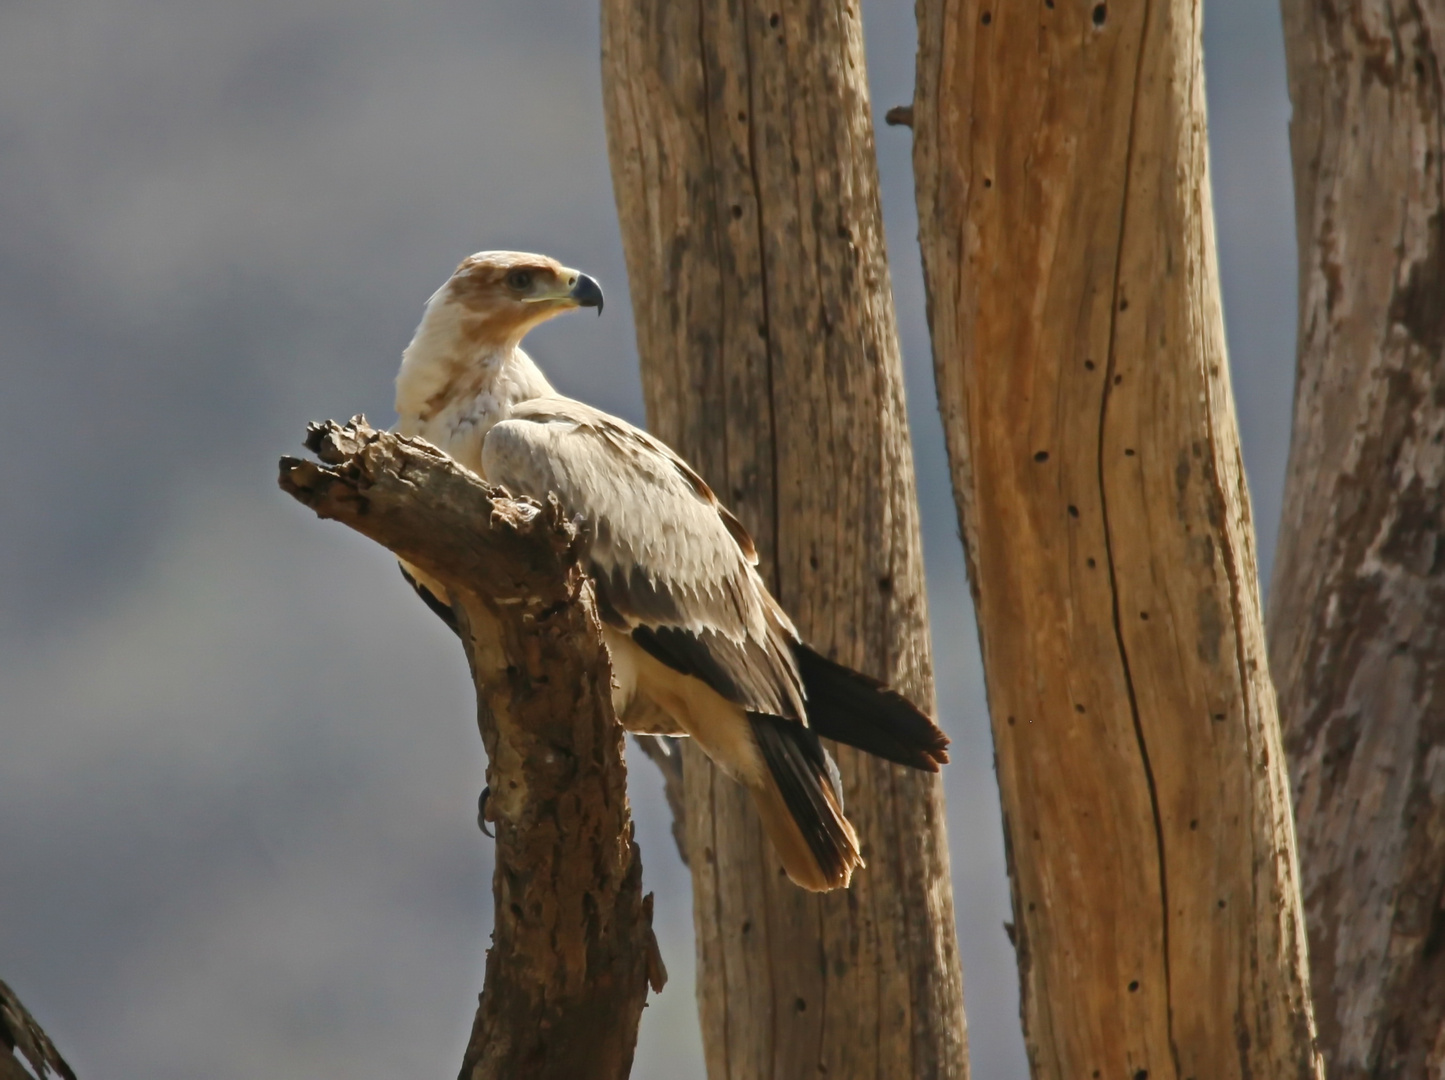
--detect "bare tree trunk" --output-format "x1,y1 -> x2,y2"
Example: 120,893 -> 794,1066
279,420 -> 663,1080
910,0 -> 1322,1075
1270,0 -> 1445,1071
600,2 -> 969,1077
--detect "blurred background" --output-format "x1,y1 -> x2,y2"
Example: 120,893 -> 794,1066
0,1 -> 1294,1077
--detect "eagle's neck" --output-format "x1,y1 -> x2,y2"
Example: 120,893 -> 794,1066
394,296 -> 556,470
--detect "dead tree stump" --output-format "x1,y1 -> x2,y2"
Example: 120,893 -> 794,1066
279,418 -> 663,1080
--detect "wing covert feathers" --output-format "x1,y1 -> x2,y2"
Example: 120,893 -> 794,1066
482,398 -> 805,719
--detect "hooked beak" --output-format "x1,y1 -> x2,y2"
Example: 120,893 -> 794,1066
568,272 -> 604,315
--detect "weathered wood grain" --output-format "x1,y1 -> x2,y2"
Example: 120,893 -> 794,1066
600,1 -> 970,1076
279,418 -> 662,1080
910,0 -> 1322,1075
1271,0 -> 1445,1071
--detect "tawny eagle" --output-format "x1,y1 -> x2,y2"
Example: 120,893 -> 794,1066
394,251 -> 948,891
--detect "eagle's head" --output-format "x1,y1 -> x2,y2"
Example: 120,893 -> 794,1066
417,250 -> 604,357
395,250 -> 603,431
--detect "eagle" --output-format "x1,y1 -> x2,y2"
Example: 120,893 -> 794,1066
394,251 -> 948,891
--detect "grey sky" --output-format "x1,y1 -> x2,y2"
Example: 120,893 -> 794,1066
0,0 -> 1294,1077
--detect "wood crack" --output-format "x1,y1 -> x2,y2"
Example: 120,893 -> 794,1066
1096,0 -> 1181,1071
740,0 -> 782,590
697,0 -> 732,511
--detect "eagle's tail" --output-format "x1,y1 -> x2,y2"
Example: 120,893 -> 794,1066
748,713 -> 863,891
792,643 -> 950,772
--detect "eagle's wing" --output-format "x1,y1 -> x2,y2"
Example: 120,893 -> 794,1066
482,396 -> 806,721
2,978 -> 78,1080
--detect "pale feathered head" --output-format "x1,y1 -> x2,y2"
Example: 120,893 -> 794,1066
421,250 -> 604,355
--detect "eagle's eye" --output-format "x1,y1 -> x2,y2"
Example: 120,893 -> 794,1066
505,269 -> 534,291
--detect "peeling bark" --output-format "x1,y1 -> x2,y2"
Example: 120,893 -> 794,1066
910,0 -> 1323,1074
600,1 -> 969,1076
279,418 -> 662,1080
1271,0 -> 1445,1071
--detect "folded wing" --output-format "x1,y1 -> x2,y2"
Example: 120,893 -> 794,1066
480,396 -> 806,722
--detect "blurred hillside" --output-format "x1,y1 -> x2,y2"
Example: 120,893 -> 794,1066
0,1 -> 1294,1076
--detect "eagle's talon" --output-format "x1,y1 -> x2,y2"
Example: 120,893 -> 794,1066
478,786 -> 494,838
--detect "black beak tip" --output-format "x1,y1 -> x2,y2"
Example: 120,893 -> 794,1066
571,273 -> 604,315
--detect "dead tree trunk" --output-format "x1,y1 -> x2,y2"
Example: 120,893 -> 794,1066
910,0 -> 1322,1076
279,419 -> 663,1080
600,2 -> 970,1077
1269,0 -> 1445,1071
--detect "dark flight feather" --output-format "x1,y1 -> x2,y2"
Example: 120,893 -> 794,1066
629,624 -> 803,719
791,643 -> 950,771
749,712 -> 856,884
400,566 -> 460,636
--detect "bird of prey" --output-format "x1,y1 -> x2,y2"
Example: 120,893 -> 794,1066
394,251 -> 948,891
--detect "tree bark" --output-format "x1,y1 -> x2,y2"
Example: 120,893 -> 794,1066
279,419 -> 663,1080
1270,0 -> 1445,1071
600,2 -> 970,1077
910,0 -> 1323,1076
